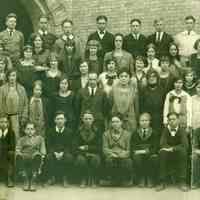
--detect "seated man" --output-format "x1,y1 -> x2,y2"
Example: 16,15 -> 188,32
131,113 -> 159,188
46,111 -> 74,187
191,128 -> 200,189
157,112 -> 189,192
103,115 -> 132,186
16,122 -> 46,191
0,114 -> 15,187
74,110 -> 101,188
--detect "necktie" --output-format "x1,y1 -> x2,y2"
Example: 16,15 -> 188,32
157,32 -> 161,42
142,129 -> 146,139
91,88 -> 95,97
188,31 -> 190,35
9,30 -> 13,37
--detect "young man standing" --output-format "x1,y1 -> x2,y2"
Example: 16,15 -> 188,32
0,13 -> 24,64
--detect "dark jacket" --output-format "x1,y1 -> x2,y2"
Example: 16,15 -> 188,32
147,32 -> 173,57
123,33 -> 147,58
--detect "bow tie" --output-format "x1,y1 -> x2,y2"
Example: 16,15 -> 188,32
105,74 -> 117,79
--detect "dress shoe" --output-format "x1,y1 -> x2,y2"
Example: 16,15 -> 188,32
179,184 -> 189,192
22,171 -> 30,191
63,176 -> 70,188
156,183 -> 166,192
30,172 -> 37,192
7,176 -> 14,188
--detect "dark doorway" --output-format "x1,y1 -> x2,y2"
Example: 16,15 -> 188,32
0,0 -> 34,42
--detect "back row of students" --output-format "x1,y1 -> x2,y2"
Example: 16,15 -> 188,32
0,13 -> 200,192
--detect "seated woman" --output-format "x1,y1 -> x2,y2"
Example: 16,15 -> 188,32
0,42 -> 13,70
99,58 -> 118,96
41,52 -> 62,98
16,122 -> 46,191
103,115 -> 132,186
131,113 -> 159,188
85,39 -> 103,75
0,114 -> 15,187
16,45 -> 36,97
73,110 -> 101,188
104,33 -> 134,74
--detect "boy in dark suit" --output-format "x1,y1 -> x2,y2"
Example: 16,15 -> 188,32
131,113 -> 159,188
46,111 -> 74,187
16,122 -> 46,191
0,114 -> 15,187
73,110 -> 101,188
156,112 -> 189,192
123,19 -> 147,58
147,18 -> 173,58
87,15 -> 114,58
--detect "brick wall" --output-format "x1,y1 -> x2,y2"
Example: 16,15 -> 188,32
24,0 -> 200,47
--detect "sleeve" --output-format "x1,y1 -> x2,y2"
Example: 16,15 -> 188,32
173,130 -> 189,151
192,129 -> 200,149
8,130 -> 16,153
117,132 -> 131,158
163,92 -> 170,125
160,129 -> 170,148
20,32 -> 24,54
186,94 -> 192,127
20,86 -> 29,126
134,89 -> 139,120
40,137 -> 47,156
16,138 -> 23,155
102,132 -> 113,157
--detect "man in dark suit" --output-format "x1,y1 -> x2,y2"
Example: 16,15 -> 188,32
0,114 -> 15,187
87,15 -> 114,58
76,72 -> 109,135
123,19 -> 147,58
46,111 -> 74,187
156,112 -> 189,192
29,15 -> 57,50
147,18 -> 173,58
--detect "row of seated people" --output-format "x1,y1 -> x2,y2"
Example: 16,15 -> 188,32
0,111 -> 195,192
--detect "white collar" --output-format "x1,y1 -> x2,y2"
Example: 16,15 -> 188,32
6,28 -> 15,33
62,34 -> 74,41
183,30 -> 196,35
0,129 -> 8,138
38,29 -> 48,35
98,30 -> 106,35
167,125 -> 178,136
56,126 -> 65,133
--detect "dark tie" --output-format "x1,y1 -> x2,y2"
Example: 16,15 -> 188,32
9,30 -> 13,37
91,88 -> 95,97
142,129 -> 146,139
157,32 -> 161,42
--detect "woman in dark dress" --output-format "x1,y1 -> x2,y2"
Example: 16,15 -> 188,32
16,45 -> 36,98
42,52 -> 62,98
140,70 -> 165,134
52,76 -> 77,131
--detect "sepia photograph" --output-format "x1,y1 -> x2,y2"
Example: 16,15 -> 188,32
0,0 -> 200,199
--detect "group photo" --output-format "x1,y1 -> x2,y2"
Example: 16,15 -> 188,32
0,1 -> 200,200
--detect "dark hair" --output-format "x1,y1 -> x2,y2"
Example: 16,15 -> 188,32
33,80 -> 43,90
6,13 -> 17,21
0,55 -> 8,69
105,58 -> 117,69
139,112 -> 151,121
153,18 -> 164,25
54,110 -> 66,118
25,121 -> 36,129
23,45 -> 33,52
173,76 -> 184,84
194,38 -> 200,50
117,67 -> 131,77
167,112 -> 179,119
146,69 -> 159,81
81,110 -> 94,118
168,42 -> 180,61
46,51 -> 59,68
185,15 -> 196,23
39,15 -> 50,21
59,75 -> 70,89
6,68 -> 17,80
146,43 -> 156,52
135,55 -> 148,67
85,39 -> 102,58
130,18 -> 141,25
62,18 -> 73,27
159,55 -> 170,66
31,34 -> 45,50
96,15 -> 108,22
